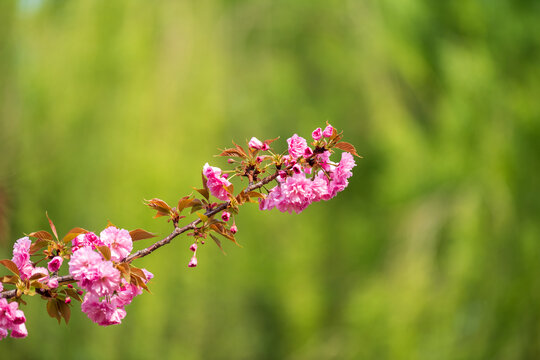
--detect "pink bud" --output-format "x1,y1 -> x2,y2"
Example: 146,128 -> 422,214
48,278 -> 59,289
230,224 -> 238,234
14,310 -> 26,325
222,173 -> 229,179
222,211 -> 231,222
190,243 -> 198,252
228,158 -> 235,164
201,240 -> 205,245
292,164 -> 302,174
10,323 -> 28,338
262,143 -> 270,151
256,156 -> 263,163
65,297 -> 71,304
188,255 -> 198,268
304,147 -> 313,157
323,124 -> 334,138
47,256 -> 63,273
77,290 -> 84,295
248,137 -> 264,150
312,127 -> 323,140
67,284 -> 73,289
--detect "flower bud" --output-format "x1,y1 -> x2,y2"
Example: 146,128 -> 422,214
47,256 -> 63,273
14,310 -> 26,325
222,173 -> 229,179
188,255 -> 198,268
228,158 -> 235,164
65,297 -> 71,304
292,164 -> 302,174
48,278 -> 59,289
323,124 -> 334,138
312,127 -> 322,140
304,147 -> 313,157
256,156 -> 263,163
67,284 -> 73,289
190,243 -> 198,252
230,224 -> 238,234
248,137 -> 264,150
222,211 -> 231,222
77,290 -> 84,296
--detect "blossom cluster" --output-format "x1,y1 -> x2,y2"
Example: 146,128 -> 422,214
0,283 -> 27,339
69,228 -> 152,326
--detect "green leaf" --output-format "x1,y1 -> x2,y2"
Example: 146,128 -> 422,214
0,259 -> 20,277
196,212 -> 209,223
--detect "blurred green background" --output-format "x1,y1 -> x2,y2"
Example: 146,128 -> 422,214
1,0 -> 540,359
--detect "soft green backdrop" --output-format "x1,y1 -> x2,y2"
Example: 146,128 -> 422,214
1,0 -> 539,359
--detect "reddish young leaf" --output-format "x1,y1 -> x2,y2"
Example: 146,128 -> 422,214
0,259 -> 20,276
96,246 -> 111,261
28,230 -> 53,241
333,141 -> 362,158
29,239 -> 50,255
209,234 -> 226,255
0,275 -> 18,284
129,229 -> 156,241
62,227 -> 89,243
46,212 -> 58,240
145,198 -> 173,218
263,136 -> 280,146
232,141 -> 248,157
194,188 -> 210,201
218,148 -> 245,158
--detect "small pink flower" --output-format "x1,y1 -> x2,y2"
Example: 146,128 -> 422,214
48,278 -> 59,289
322,124 -> 334,138
10,323 -> 28,338
203,163 -> 233,201
188,255 -> 198,268
65,297 -> 71,304
312,128 -> 323,140
47,256 -> 63,273
100,227 -> 133,262
72,232 -> 104,253
67,284 -> 73,289
256,156 -> 263,163
248,137 -> 264,150
287,134 -> 308,159
304,147 -> 314,157
190,243 -> 198,252
230,224 -> 238,234
221,211 -> 231,222
12,237 -> 32,280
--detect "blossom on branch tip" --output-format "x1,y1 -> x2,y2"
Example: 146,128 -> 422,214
190,243 -> 198,252
188,255 -> 198,268
322,124 -> 334,138
221,211 -> 231,222
230,224 -> 238,234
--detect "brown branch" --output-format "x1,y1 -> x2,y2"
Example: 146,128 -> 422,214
1,167 -> 283,300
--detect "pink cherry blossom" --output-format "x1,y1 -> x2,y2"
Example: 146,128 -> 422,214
188,255 -> 198,267
230,224 -> 238,234
190,243 -> 197,252
69,247 -> 120,296
0,298 -> 27,339
81,294 -> 126,326
203,163 -> 232,201
100,227 -> 133,262
47,256 -> 63,272
47,278 -> 59,289
260,173 -> 315,214
72,232 -> 104,253
312,128 -> 323,140
287,134 -> 308,159
12,237 -> 33,280
221,211 -> 231,222
322,124 -> 334,137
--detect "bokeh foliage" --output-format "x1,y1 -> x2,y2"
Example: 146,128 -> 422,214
1,0 -> 540,359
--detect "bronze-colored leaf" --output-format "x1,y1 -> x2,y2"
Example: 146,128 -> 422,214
225,184 -> 234,195
58,300 -> 71,324
263,136 -> 280,146
106,220 -> 116,228
177,196 -> 192,213
64,288 -> 82,302
62,227 -> 89,243
46,299 -> 61,324
46,212 -> 58,240
130,266 -> 148,282
96,246 -> 111,261
145,198 -> 173,218
28,230 -> 53,241
29,272 -> 48,281
201,171 -> 208,192
232,141 -> 248,157
29,239 -> 50,255
218,148 -> 245,157
0,259 -> 20,276
333,141 -> 361,158
247,191 -> 266,199
129,228 -> 156,241
0,275 -> 18,284
194,188 -> 209,200
209,234 -> 226,255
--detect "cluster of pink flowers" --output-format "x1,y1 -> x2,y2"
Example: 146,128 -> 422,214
259,124 -> 356,214
11,237 -> 60,288
0,284 -> 27,339
69,227 -> 151,326
203,163 -> 232,201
